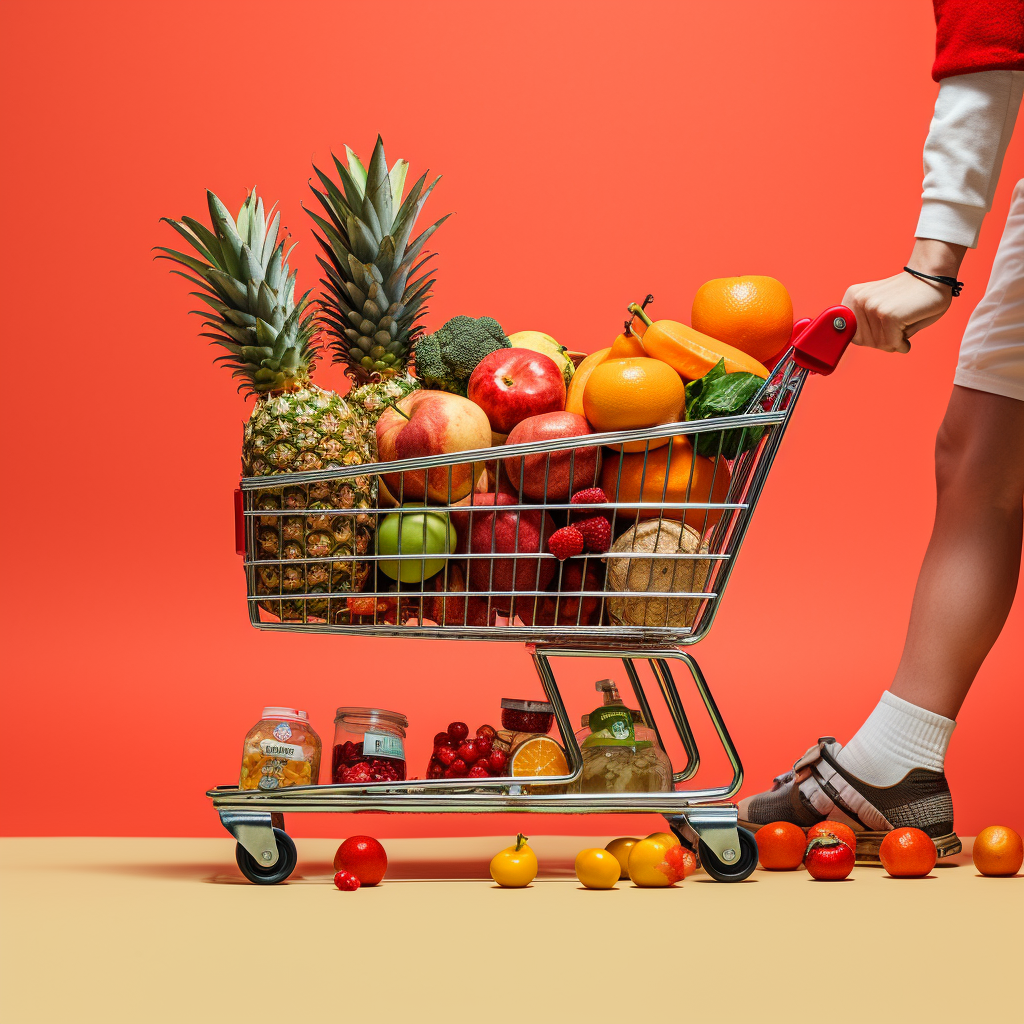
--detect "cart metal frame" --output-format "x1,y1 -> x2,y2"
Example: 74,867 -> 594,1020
210,306 -> 855,883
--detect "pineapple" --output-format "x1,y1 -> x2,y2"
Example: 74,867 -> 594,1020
158,189 -> 375,622
307,135 -> 449,406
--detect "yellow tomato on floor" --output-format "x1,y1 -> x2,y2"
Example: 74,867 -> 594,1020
489,834 -> 537,888
646,831 -> 681,848
575,848 -> 621,889
604,837 -> 639,879
628,837 -> 683,887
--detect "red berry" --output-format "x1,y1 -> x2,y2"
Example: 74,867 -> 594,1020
571,487 -> 607,505
427,764 -> 444,779
576,516 -> 612,553
457,740 -> 479,763
334,870 -> 361,891
341,762 -> 373,784
475,734 -> 493,757
433,732 -> 452,749
468,764 -> 491,778
435,746 -> 456,767
549,525 -> 585,560
476,724 -> 496,741
447,722 -> 469,743
451,759 -> 467,776
334,836 -> 388,885
488,749 -> 508,773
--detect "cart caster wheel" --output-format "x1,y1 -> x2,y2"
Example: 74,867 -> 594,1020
235,828 -> 297,885
698,828 -> 758,882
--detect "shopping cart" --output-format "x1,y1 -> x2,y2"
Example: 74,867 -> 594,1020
209,305 -> 855,883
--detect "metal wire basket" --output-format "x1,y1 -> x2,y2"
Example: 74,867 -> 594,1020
235,308 -> 852,647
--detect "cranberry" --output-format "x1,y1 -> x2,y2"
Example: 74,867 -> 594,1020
447,722 -> 469,743
475,734 -> 493,757
476,724 -> 497,741
435,746 -> 456,767
457,740 -> 479,763
468,764 -> 491,778
427,764 -> 444,779
433,732 -> 452,749
334,870 -> 361,891
451,759 -> 467,776
488,749 -> 508,773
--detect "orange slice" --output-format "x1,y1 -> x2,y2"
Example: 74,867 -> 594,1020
510,736 -> 569,778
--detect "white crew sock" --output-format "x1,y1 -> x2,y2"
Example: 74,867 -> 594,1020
836,691 -> 956,786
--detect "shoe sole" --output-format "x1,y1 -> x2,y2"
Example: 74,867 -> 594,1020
739,821 -> 962,862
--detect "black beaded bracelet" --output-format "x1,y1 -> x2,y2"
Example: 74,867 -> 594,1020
903,266 -> 964,296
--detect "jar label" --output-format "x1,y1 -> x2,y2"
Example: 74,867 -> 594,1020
259,738 -> 306,761
363,730 -> 404,760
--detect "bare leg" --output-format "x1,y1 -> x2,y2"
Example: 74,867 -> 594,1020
890,385 -> 1024,719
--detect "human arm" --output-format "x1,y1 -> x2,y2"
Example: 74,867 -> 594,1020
846,0 -> 1024,354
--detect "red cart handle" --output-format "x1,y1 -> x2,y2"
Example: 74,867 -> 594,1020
792,305 -> 856,375
234,487 -> 245,556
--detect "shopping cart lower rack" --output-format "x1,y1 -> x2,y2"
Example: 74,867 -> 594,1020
209,306 -> 855,883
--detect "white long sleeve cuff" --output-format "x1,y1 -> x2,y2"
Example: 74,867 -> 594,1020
915,70 -> 1024,248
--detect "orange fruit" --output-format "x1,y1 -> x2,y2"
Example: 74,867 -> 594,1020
565,346 -> 610,417
583,357 -> 685,452
691,275 -> 794,364
807,820 -> 857,853
575,848 -> 621,889
510,735 -> 569,778
640,318 -> 769,380
604,837 -> 639,878
973,825 -> 1023,877
879,827 -> 937,877
754,821 -> 805,870
600,441 -> 731,531
627,836 -> 684,887
609,331 -> 646,358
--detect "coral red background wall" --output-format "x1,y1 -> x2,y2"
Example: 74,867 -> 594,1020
2,0 -> 1020,839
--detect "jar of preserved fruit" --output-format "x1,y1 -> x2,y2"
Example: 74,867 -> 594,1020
500,698 -> 554,734
240,707 -> 321,791
333,708 -> 408,784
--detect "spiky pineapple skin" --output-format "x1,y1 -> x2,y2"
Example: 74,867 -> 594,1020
348,372 -> 420,430
243,383 -> 375,623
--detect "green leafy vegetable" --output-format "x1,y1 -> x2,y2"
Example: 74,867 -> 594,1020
684,359 -> 765,458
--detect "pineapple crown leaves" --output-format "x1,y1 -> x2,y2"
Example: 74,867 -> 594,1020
305,134 -> 451,384
156,188 -> 319,396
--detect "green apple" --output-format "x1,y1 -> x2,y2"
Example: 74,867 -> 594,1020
376,505 -> 456,583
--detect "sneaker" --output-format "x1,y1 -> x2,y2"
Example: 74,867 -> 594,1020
737,737 -> 962,860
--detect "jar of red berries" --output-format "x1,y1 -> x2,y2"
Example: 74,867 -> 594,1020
332,707 -> 408,784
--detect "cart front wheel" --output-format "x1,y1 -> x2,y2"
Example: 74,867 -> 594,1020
698,827 -> 758,882
235,828 -> 297,885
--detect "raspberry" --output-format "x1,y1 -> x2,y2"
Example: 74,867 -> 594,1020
571,487 -> 607,505
549,525 -> 585,560
467,764 -> 491,779
334,869 -> 361,891
576,516 -> 612,552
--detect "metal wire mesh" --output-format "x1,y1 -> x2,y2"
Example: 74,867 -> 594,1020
239,350 -> 808,647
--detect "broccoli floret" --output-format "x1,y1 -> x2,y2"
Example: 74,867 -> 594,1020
413,315 -> 511,396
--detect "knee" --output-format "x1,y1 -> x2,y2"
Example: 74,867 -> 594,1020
934,409 -> 1024,509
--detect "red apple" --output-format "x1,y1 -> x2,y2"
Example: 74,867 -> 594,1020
450,493 -> 556,611
503,412 -> 602,502
467,349 -> 566,435
376,390 -> 491,503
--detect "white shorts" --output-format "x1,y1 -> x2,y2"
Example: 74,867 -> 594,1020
955,179 -> 1024,403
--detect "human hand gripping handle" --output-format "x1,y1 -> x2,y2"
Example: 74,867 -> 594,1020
842,238 -> 968,354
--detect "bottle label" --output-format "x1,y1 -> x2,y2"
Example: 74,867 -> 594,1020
259,738 -> 306,761
585,707 -> 635,746
363,730 -> 404,760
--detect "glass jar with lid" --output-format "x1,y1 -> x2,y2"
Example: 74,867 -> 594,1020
240,707 -> 321,791
573,680 -> 673,793
333,707 -> 408,784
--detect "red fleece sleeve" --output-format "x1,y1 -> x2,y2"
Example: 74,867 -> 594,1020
932,0 -> 1024,80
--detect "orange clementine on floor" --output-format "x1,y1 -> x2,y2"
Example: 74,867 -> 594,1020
973,825 -> 1023,876
879,827 -> 937,877
691,275 -> 794,364
807,820 -> 857,853
600,440 -> 731,531
754,821 -> 805,870
583,356 -> 685,452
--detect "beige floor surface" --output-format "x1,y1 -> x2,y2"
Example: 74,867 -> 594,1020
1,835 -> 1021,1023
